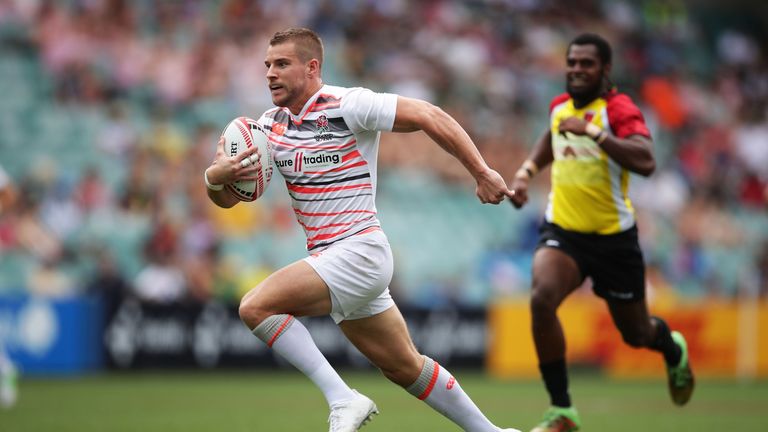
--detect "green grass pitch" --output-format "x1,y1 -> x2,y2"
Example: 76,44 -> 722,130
2,370 -> 767,431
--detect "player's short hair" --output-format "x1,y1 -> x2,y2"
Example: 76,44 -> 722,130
270,27 -> 324,68
569,33 -> 612,66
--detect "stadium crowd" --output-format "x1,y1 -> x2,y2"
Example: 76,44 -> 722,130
0,0 -> 766,308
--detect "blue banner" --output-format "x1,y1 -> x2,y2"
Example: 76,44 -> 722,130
0,296 -> 104,374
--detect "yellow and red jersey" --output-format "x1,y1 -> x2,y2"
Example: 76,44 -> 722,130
545,89 -> 651,234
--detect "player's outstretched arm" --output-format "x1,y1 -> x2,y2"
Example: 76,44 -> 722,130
204,136 -> 263,208
392,96 -> 515,204
510,128 -> 553,209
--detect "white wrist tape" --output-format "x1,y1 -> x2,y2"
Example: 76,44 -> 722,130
585,123 -> 602,139
204,168 -> 224,191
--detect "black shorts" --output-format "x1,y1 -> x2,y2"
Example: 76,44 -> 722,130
536,220 -> 646,303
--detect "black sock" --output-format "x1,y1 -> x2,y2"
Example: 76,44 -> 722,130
649,316 -> 681,366
539,358 -> 571,408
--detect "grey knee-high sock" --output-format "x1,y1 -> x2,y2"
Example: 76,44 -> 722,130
406,356 -> 498,432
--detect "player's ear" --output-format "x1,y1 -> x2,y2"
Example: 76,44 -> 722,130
307,58 -> 320,78
602,62 -> 612,78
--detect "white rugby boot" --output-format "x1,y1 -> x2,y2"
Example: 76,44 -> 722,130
327,390 -> 378,432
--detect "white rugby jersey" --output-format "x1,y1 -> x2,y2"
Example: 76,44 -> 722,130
257,85 -> 397,251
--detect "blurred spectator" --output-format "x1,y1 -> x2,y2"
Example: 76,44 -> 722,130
27,256 -> 75,298
96,102 -> 138,158
73,166 -> 112,216
133,207 -> 186,304
0,0 -> 766,304
132,258 -> 186,304
13,185 -> 63,264
86,249 -> 130,319
119,149 -> 156,214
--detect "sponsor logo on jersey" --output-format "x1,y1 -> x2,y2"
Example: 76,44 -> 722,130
276,151 -> 342,172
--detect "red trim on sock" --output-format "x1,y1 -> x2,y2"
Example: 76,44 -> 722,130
267,315 -> 294,347
418,362 -> 441,400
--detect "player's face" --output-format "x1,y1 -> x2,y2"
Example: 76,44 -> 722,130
565,44 -> 606,101
265,42 -> 311,110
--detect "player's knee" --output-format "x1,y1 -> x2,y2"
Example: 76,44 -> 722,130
379,354 -> 422,387
530,287 -> 558,319
238,296 -> 270,329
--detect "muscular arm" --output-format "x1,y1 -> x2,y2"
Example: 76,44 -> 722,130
392,97 -> 491,178
597,134 -> 655,176
206,179 -> 240,208
391,96 -> 514,204
528,129 -> 554,172
509,128 -> 552,209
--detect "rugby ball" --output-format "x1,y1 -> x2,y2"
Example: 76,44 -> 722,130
221,116 -> 274,202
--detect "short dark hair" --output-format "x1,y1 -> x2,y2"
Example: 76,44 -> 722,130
569,33 -> 612,66
270,27 -> 324,67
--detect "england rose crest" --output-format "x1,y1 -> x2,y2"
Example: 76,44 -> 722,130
315,115 -> 329,134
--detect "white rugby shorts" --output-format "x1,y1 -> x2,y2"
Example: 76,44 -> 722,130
304,229 -> 395,323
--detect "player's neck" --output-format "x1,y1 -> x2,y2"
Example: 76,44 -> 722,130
571,84 -> 609,109
288,79 -> 324,115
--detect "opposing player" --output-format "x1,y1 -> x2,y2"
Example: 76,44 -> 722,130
508,33 -> 694,432
203,28 -> 519,432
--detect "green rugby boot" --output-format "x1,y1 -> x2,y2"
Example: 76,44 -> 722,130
667,331 -> 695,405
530,406 -> 581,432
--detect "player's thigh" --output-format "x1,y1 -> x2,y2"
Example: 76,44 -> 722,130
531,247 -> 583,305
338,306 -> 421,373
241,259 -> 332,319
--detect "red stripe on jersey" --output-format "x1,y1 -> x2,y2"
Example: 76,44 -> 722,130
342,150 -> 361,162
305,226 -> 381,250
293,208 -> 376,217
311,101 -> 341,111
294,152 -> 302,172
304,160 -> 367,175
306,226 -> 357,243
298,216 -> 374,232
286,183 -> 372,194
354,226 -> 381,236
